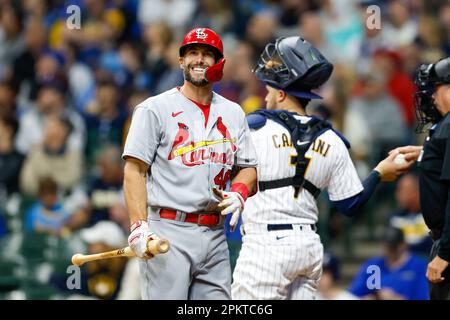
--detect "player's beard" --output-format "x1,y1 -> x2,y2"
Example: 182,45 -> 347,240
183,64 -> 209,87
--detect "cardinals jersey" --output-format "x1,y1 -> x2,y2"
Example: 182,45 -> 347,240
122,88 -> 258,213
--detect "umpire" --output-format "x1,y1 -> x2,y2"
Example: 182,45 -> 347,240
409,57 -> 450,299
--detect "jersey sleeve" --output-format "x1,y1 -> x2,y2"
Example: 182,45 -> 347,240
122,104 -> 162,165
234,115 -> 258,167
327,138 -> 363,201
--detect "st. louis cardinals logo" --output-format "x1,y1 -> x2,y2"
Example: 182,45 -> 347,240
168,117 -> 236,167
195,28 -> 207,40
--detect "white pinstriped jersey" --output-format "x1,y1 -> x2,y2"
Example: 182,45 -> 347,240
243,116 -> 363,226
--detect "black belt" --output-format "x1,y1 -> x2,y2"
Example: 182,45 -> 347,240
267,224 -> 317,232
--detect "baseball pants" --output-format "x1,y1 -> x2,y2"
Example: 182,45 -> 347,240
139,210 -> 232,300
231,223 -> 323,300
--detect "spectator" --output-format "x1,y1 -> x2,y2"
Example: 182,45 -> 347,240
11,17 -> 47,99
439,3 -> 450,55
372,49 -> 417,132
0,79 -> 19,119
83,80 -> 127,166
349,227 -> 429,300
153,41 -> 183,95
348,70 -> 406,165
0,208 -> 6,238
0,114 -> 24,200
15,77 -> 86,154
62,0 -> 125,51
137,0 -> 196,35
25,177 -> 71,236
190,0 -> 233,35
61,42 -> 95,114
389,173 -> 432,257
384,0 -> 418,48
26,48 -> 66,102
321,0 -> 363,66
245,10 -> 277,62
60,221 -> 128,299
0,2 -> 26,77
356,3 -> 391,72
68,145 -> 124,230
20,114 -> 82,196
141,21 -> 173,93
317,252 -> 359,300
416,15 -> 445,64
298,11 -> 337,64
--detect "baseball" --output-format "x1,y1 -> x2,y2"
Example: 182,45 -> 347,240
393,153 -> 407,165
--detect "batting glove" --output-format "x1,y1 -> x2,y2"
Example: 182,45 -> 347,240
212,188 -> 245,232
128,220 -> 157,259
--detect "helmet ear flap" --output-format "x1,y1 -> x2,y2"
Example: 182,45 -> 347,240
205,58 -> 226,83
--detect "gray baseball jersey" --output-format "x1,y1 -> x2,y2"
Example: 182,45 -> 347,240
122,87 -> 257,300
122,87 -> 258,212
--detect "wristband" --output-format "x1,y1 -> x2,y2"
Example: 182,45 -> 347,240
230,183 -> 249,202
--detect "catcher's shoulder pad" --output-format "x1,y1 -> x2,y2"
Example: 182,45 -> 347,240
247,111 -> 267,130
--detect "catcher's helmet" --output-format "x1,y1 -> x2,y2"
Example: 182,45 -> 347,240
179,28 -> 223,61
414,57 -> 450,132
255,37 -> 333,99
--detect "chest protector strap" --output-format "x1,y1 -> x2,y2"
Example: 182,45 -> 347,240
255,110 -> 332,199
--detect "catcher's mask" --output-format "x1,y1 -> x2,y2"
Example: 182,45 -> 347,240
414,57 -> 450,133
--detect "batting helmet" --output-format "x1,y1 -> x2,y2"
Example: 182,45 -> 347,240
179,27 -> 225,83
254,37 -> 333,99
414,57 -> 450,132
179,28 -> 223,61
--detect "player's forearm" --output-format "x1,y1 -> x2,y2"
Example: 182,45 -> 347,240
231,167 -> 256,192
123,159 -> 149,224
333,170 -> 381,217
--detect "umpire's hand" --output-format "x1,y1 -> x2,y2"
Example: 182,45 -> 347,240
389,145 -> 423,162
427,255 -> 449,283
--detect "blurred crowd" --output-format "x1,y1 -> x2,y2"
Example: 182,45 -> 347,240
0,0 -> 448,300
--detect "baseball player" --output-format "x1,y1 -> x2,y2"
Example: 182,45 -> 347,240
122,28 -> 257,300
231,36 -> 415,300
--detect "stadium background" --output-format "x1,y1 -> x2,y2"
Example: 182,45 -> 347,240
0,0 -> 448,299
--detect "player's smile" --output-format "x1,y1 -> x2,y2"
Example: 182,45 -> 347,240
189,64 -> 208,77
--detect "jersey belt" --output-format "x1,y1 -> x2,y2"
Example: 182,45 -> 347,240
159,209 -> 223,227
267,224 -> 317,232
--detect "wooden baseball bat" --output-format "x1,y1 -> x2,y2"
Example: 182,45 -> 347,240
71,238 -> 170,266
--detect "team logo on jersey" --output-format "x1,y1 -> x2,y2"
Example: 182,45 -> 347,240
168,118 -> 236,167
195,28 -> 207,40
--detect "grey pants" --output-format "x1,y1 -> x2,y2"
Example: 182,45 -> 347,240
139,214 -> 231,300
429,239 -> 450,300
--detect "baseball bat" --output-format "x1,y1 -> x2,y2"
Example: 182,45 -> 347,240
71,238 -> 170,266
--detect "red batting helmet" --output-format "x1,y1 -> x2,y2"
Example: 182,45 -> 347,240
179,28 -> 224,61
